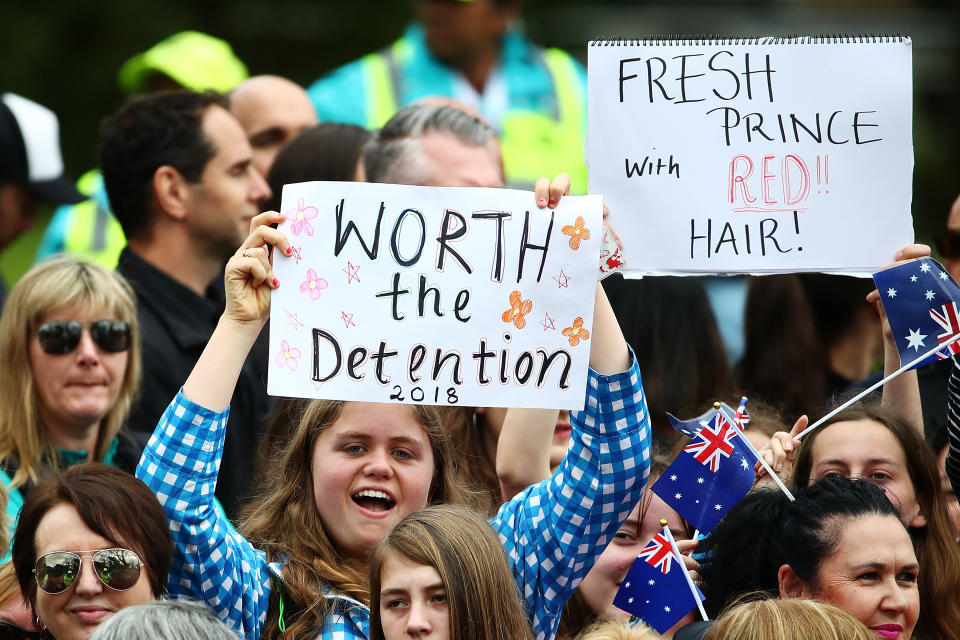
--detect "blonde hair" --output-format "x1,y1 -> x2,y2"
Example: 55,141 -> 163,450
573,620 -> 659,640
704,596 -> 873,640
369,504 -> 533,640
239,400 -> 477,640
0,256 -> 141,488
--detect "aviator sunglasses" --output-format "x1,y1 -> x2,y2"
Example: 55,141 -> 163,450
35,320 -> 131,355
33,548 -> 143,595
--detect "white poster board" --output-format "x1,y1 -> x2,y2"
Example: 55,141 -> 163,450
587,36 -> 914,276
268,181 -> 603,409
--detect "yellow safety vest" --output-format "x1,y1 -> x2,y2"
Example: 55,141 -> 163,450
359,42 -> 588,194
62,171 -> 127,268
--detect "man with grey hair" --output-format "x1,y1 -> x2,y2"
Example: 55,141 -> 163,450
88,601 -> 237,640
364,102 -> 504,188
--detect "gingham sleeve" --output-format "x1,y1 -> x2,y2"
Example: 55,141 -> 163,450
136,391 -> 272,639
946,360 -> 960,495
490,351 -> 651,640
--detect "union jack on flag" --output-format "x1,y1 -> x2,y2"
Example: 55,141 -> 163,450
637,532 -> 674,574
683,410 -> 738,473
874,259 -> 960,370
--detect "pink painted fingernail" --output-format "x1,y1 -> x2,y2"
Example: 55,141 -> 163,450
272,278 -> 279,287
285,247 -> 292,255
548,198 -> 557,207
538,197 -> 547,207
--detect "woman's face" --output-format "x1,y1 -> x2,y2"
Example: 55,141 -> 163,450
378,552 -> 450,640
33,503 -> 153,640
578,486 -> 687,620
791,514 -> 920,640
28,306 -> 128,434
312,403 -> 435,559
807,420 -> 925,528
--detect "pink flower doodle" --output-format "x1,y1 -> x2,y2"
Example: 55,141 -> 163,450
300,269 -> 329,300
275,339 -> 301,371
287,198 -> 318,236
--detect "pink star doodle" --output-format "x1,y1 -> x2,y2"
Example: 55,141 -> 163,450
341,311 -> 356,328
289,246 -> 303,264
283,309 -> 304,332
540,312 -> 557,331
343,261 -> 361,284
553,269 -> 571,288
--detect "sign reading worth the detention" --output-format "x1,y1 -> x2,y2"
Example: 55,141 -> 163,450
587,37 -> 914,276
268,181 -> 603,409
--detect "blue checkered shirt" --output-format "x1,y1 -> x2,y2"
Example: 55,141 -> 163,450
137,357 -> 650,640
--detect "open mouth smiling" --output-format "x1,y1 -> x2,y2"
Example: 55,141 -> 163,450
351,489 -> 396,512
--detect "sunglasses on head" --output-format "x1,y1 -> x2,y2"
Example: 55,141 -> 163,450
0,622 -> 41,640
33,548 -> 143,595
35,320 -> 131,355
935,228 -> 960,259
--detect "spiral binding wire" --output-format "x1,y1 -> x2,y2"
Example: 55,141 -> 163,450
589,34 -> 907,46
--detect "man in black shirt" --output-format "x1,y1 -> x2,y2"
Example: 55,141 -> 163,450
100,91 -> 272,519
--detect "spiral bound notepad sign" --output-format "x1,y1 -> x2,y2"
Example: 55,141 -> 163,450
587,36 -> 913,276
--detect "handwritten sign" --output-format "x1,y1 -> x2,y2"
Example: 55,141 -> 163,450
587,37 -> 914,276
268,181 -> 603,409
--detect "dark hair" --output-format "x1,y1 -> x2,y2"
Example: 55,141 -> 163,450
261,123 -> 371,212
98,90 -> 228,240
11,463 -> 172,606
699,476 -> 900,617
603,274 -> 733,437
793,405 -> 960,639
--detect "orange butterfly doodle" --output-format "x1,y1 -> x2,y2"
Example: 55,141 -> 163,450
502,290 -> 533,329
561,216 -> 591,250
562,317 -> 590,346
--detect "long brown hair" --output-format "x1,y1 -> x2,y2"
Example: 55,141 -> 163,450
239,400 -> 476,640
794,405 -> 960,640
369,504 -> 534,640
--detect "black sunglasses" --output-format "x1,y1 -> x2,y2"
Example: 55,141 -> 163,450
35,320 -> 131,355
935,228 -> 960,259
0,621 -> 41,640
33,548 -> 143,595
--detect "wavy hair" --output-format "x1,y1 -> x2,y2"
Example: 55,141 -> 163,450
369,504 -> 533,640
705,595 -> 873,640
0,256 -> 141,488
239,400 -> 476,640
794,404 -> 960,640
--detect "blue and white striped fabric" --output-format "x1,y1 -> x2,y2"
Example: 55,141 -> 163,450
137,357 -> 650,640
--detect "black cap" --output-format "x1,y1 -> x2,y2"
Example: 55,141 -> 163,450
0,93 -> 84,204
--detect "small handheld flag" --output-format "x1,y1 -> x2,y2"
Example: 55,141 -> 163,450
654,403 -> 756,532
873,258 -> 960,370
613,523 -> 704,633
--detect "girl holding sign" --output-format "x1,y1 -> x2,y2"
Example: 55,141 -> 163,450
135,201 -> 652,640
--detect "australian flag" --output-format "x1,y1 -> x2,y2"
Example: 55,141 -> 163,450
874,258 -> 960,369
653,404 -> 755,532
613,532 -> 701,633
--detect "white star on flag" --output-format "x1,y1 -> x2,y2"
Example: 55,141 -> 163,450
925,290 -> 936,300
648,579 -> 655,586
628,597 -> 634,603
674,493 -> 682,500
625,582 -> 630,588
911,275 -> 918,282
665,606 -> 671,613
940,272 -> 949,280
670,474 -> 677,481
714,504 -> 722,510
921,262 -> 931,273
905,328 -> 927,351
741,457 -> 749,469
886,288 -> 897,298
697,477 -> 704,484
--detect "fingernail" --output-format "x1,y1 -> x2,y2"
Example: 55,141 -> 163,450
895,251 -> 903,259
548,198 -> 557,207
785,443 -> 793,452
285,247 -> 292,255
776,464 -> 783,473
272,278 -> 279,287
538,197 -> 547,207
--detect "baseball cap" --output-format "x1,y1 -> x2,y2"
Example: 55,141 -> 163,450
117,31 -> 249,94
0,93 -> 84,205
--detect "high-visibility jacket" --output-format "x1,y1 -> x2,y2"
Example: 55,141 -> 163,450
36,170 -> 126,268
307,25 -> 587,193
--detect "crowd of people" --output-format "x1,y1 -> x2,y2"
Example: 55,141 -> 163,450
2,3 -> 960,640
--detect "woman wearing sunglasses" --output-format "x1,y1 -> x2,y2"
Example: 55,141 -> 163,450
10,463 -> 171,640
0,257 -> 141,558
